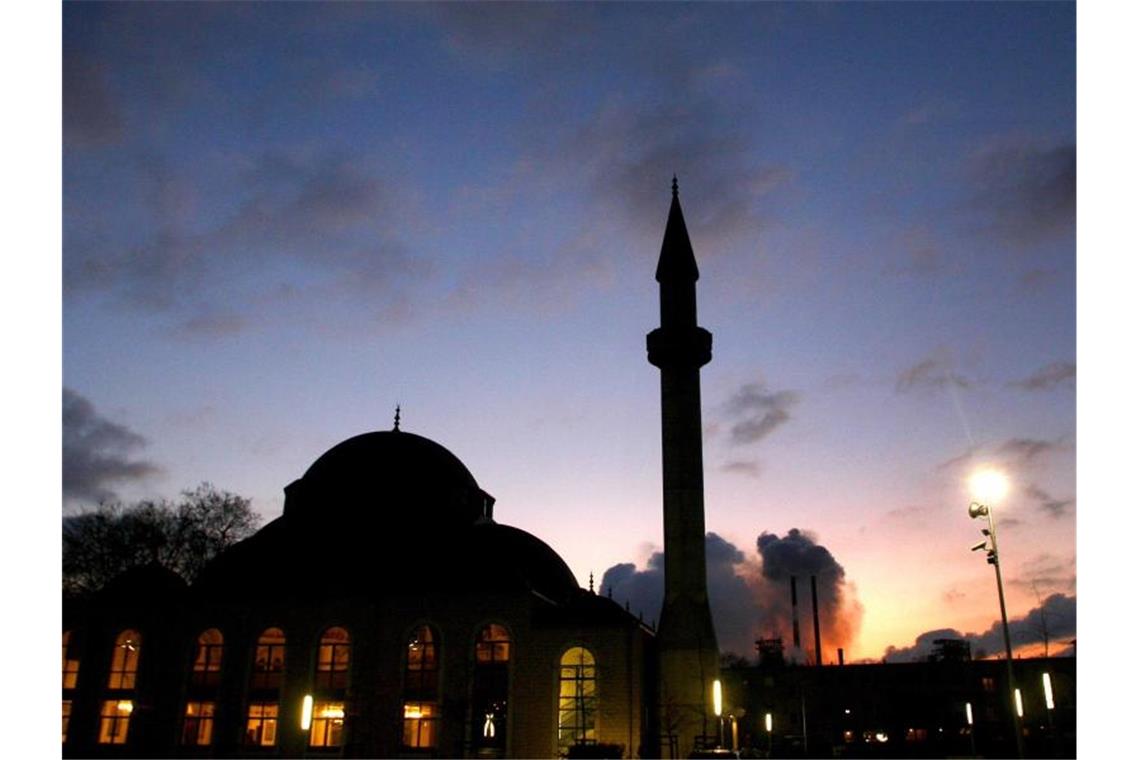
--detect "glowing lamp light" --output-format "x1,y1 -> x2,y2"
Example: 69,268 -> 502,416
1014,688 -> 1024,718
404,706 -> 422,719
1043,673 -> 1055,710
117,700 -> 133,714
321,706 -> 345,719
970,468 -> 1009,504
965,702 -> 974,726
483,712 -> 496,738
712,679 -> 723,717
300,695 -> 313,730
764,712 -> 772,733
875,732 -> 889,743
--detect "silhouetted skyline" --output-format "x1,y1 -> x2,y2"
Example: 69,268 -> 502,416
62,2 -> 1075,662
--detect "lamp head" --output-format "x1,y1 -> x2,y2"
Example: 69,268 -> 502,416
969,468 -> 1009,505
968,502 -> 989,519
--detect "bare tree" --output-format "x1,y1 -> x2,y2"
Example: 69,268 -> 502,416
63,483 -> 259,595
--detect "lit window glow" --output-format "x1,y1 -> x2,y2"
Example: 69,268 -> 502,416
191,629 -> 224,687
403,702 -> 438,748
252,628 -> 286,690
309,701 -> 345,747
558,647 -> 597,750
245,702 -> 278,746
62,631 -> 80,689
181,701 -> 216,746
107,630 -> 141,690
316,627 -> 351,690
98,699 -> 133,744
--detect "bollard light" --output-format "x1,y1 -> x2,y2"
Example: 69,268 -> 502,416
1043,673 -> 1055,710
1014,688 -> 1024,718
713,679 -> 722,717
765,712 -> 772,733
966,702 -> 973,726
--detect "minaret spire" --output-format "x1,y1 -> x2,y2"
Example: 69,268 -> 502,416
393,405 -> 401,432
646,177 -> 719,757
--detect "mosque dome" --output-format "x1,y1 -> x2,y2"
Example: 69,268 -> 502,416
284,430 -> 492,526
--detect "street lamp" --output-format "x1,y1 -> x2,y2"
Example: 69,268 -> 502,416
968,467 -> 1024,759
713,679 -> 723,748
764,712 -> 773,758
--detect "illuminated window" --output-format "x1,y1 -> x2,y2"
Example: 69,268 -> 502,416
403,702 -> 438,748
475,623 -> 511,663
192,629 -> 224,687
405,625 -> 439,698
472,624 -> 510,750
309,701 -> 345,747
558,647 -> 598,751
981,676 -> 996,692
315,627 -> 351,690
244,702 -> 279,747
62,700 -> 72,743
62,631 -> 80,689
252,627 -> 286,690
181,701 -> 216,746
98,699 -> 133,744
107,630 -> 141,689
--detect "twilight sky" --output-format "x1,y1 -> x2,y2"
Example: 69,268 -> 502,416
62,2 -> 1075,662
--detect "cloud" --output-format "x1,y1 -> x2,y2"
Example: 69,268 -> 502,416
998,437 -> 1063,464
1008,361 -> 1075,391
722,381 -> 800,445
62,54 -> 124,149
601,529 -> 862,659
63,388 -> 162,504
1009,553 -> 1076,596
883,593 -> 1075,662
1024,484 -> 1075,519
65,150 -> 431,327
721,460 -> 762,478
966,140 -> 1075,247
895,357 -> 972,394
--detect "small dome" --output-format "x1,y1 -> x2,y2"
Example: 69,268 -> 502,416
285,431 -> 491,526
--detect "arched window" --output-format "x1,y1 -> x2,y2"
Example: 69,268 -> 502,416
62,631 -> 80,689
107,630 -> 141,690
98,700 -> 133,744
472,624 -> 510,753
315,627 -> 351,690
402,625 -> 440,749
191,629 -> 224,687
251,627 -> 286,690
557,647 -> 598,752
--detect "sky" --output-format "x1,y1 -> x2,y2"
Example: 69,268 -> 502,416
61,1 -> 1076,663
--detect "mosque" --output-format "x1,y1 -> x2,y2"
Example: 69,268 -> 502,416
61,181 -> 722,758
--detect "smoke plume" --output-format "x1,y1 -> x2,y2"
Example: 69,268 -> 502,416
600,528 -> 862,660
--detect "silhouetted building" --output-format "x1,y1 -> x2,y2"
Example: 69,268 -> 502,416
647,178 -> 720,758
62,430 -> 654,758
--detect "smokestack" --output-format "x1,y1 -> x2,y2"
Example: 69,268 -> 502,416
811,575 -> 823,666
838,648 -> 844,666
790,576 -> 802,650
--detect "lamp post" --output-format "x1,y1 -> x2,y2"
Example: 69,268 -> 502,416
966,702 -> 976,758
968,468 -> 1024,759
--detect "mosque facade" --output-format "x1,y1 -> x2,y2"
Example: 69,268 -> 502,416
61,184 -> 718,759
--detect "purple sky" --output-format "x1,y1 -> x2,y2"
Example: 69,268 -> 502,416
61,2 -> 1075,661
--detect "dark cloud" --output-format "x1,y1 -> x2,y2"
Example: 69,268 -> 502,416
998,437 -> 1063,464
895,357 -> 972,394
1024,484 -> 1075,519
65,150 -> 431,326
966,140 -> 1075,247
722,382 -> 800,445
600,529 -> 862,660
1008,361 -> 1076,391
1009,554 -> 1076,596
883,593 -> 1075,662
62,54 -> 123,149
63,389 -> 162,504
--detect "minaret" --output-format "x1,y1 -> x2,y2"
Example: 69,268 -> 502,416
647,177 -> 719,754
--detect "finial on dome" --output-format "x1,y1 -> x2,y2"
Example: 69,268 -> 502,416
589,571 -> 595,594
672,175 -> 679,198
393,404 -> 401,432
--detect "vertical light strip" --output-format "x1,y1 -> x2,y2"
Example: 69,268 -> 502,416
1042,673 -> 1055,710
712,679 -> 722,717
764,712 -> 773,733
965,702 -> 974,726
300,695 -> 313,730
1014,688 -> 1024,718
